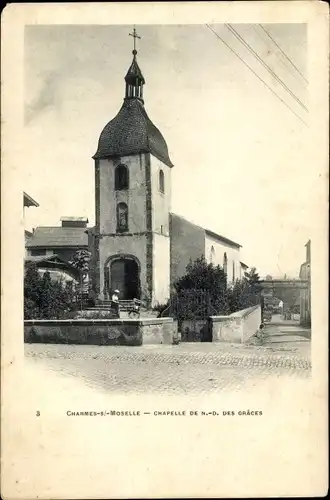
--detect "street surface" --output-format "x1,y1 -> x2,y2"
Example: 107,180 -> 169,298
25,322 -> 311,395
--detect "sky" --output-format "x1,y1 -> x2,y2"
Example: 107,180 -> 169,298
23,23 -> 311,278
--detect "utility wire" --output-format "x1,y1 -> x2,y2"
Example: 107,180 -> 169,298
205,24 -> 308,127
259,24 -> 308,84
225,24 -> 308,113
252,25 -> 308,88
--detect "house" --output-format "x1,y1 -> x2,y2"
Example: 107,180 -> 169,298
26,216 -> 89,263
25,255 -> 81,283
23,192 -> 39,249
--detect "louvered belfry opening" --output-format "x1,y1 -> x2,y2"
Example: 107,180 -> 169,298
124,50 -> 145,103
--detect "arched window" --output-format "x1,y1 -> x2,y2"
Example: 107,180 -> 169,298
232,261 -> 235,283
159,169 -> 165,194
223,252 -> 228,275
116,202 -> 128,232
115,164 -> 129,191
210,245 -> 215,263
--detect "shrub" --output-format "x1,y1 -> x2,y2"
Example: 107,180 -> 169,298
171,257 -> 261,318
24,262 -> 77,319
175,256 -> 227,300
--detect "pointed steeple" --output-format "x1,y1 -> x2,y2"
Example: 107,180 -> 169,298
125,27 -> 145,102
93,27 -> 173,167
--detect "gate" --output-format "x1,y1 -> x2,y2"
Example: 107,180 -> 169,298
161,290 -> 219,342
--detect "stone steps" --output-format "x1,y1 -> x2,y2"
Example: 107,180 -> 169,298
87,300 -> 138,312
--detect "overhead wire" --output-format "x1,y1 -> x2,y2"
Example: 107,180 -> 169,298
252,24 -> 308,88
205,24 -> 308,127
258,24 -> 308,84
225,23 -> 308,113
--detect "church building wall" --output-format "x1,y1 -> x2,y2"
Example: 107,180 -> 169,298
152,234 -> 170,304
96,154 -> 150,299
98,155 -> 147,234
170,214 -> 205,286
205,234 -> 241,284
98,234 -> 147,298
150,156 -> 171,305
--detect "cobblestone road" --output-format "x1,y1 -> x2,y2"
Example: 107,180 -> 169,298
25,336 -> 311,395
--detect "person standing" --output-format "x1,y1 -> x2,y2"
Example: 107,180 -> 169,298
279,300 -> 284,316
111,289 -> 120,316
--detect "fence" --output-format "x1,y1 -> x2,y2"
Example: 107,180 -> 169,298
161,289 -> 261,342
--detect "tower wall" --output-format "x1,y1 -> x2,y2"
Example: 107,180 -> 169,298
98,155 -> 147,234
94,153 -> 171,304
150,156 -> 171,305
92,48 -> 173,305
96,154 -> 149,300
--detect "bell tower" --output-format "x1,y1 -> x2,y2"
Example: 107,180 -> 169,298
91,28 -> 174,306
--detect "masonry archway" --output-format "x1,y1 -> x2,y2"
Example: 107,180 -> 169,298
260,279 -> 308,324
104,254 -> 141,300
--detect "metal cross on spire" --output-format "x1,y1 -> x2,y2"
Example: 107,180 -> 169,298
129,26 -> 141,54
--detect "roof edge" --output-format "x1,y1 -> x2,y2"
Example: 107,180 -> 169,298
205,229 -> 241,249
23,192 -> 39,207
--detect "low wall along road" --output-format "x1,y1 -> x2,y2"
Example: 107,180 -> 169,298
24,318 -> 176,346
24,306 -> 261,346
210,305 -> 262,343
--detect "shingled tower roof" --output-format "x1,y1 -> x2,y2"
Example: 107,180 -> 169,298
93,31 -> 173,168
125,55 -> 145,85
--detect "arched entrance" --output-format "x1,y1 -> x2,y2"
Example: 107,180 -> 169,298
105,255 -> 141,300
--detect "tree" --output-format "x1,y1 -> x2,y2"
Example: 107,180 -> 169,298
24,262 -> 41,319
174,256 -> 227,298
244,267 -> 261,291
69,249 -> 91,309
173,256 -> 228,315
227,279 -> 254,313
39,271 -> 54,319
24,262 -> 77,319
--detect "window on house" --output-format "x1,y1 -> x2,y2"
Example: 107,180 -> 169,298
30,249 -> 46,256
210,246 -> 215,263
116,202 -> 128,232
223,252 -> 228,275
159,169 -> 165,194
115,164 -> 129,191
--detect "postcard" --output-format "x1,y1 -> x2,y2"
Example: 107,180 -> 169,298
1,1 -> 328,498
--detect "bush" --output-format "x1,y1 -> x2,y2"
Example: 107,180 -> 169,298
175,256 -> 227,300
171,257 -> 261,319
24,262 -> 77,319
227,279 -> 260,314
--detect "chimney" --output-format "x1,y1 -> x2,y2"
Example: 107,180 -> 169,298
60,216 -> 88,228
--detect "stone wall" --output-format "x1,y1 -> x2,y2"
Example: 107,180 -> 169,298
210,305 -> 261,343
24,318 -> 176,346
170,213 -> 205,285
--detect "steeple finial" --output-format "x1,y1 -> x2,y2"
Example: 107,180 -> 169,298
125,26 -> 145,102
129,26 -> 141,56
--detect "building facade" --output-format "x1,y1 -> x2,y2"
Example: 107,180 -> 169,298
169,213 -> 243,289
299,239 -> 311,326
26,216 -> 89,263
89,40 -> 245,305
24,192 -> 39,251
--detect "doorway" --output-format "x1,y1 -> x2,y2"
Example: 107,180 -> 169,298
108,257 -> 140,299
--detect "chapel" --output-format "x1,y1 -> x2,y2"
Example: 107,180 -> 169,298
88,30 -> 246,305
